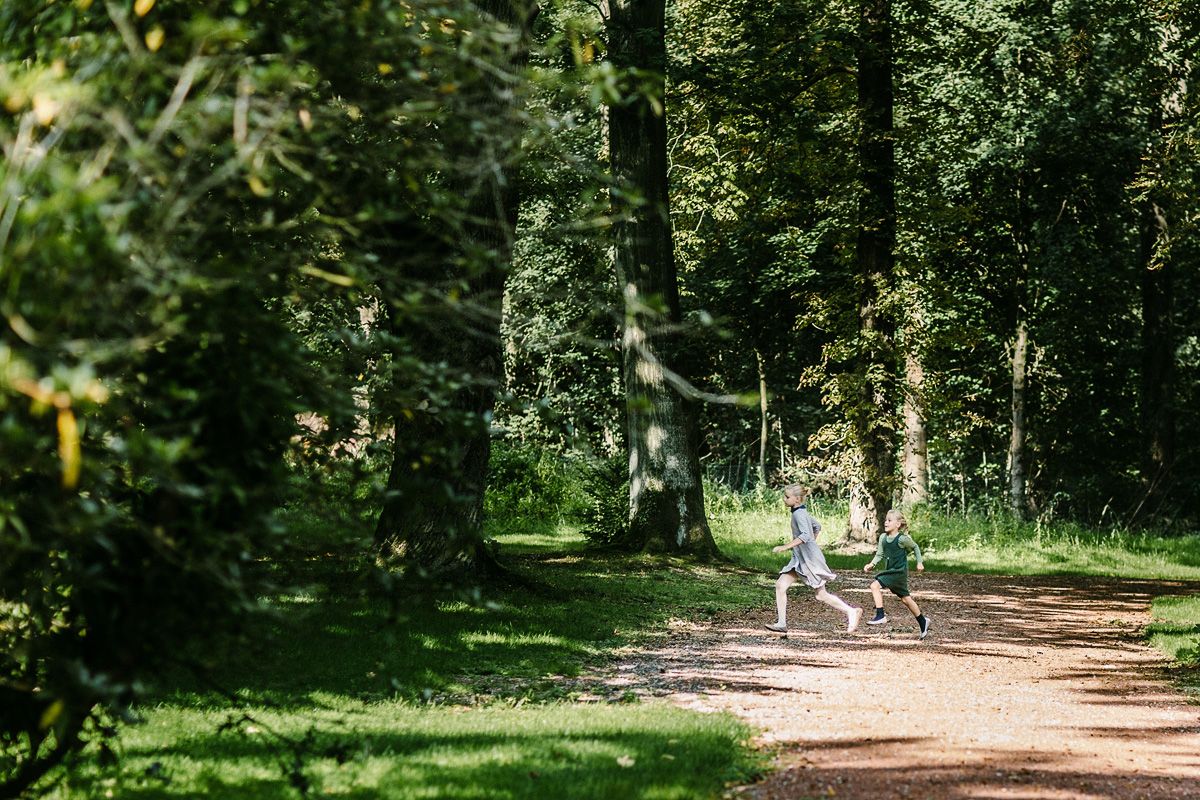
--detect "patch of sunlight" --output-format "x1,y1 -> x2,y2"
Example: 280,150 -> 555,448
437,600 -> 486,614
415,633 -> 451,650
458,630 -> 569,647
272,590 -> 321,605
492,522 -> 587,553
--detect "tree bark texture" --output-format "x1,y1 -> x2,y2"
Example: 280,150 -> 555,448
374,1 -> 537,573
1007,319 -> 1029,519
607,0 -> 717,557
901,348 -> 929,507
1007,173 -> 1032,520
757,349 -> 769,485
847,0 -> 898,542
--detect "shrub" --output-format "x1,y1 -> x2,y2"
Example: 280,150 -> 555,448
579,455 -> 631,547
485,440 -> 589,525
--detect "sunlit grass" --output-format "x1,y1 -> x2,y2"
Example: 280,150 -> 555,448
486,518 -> 588,555
46,531 -> 768,800
50,701 -> 758,800
1147,594 -> 1200,699
709,503 -> 1200,581
1148,595 -> 1200,664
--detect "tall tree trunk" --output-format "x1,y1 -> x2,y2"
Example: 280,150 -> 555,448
848,0 -> 898,542
374,1 -> 537,573
1007,318 -> 1029,518
607,0 -> 717,557
757,349 -> 769,485
1007,173 -> 1032,519
901,349 -> 929,507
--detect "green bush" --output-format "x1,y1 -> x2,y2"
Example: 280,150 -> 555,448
702,479 -> 780,516
579,455 -> 631,547
0,19 -> 308,792
485,441 -> 589,525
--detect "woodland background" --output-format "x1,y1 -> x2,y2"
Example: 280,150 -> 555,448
1,1 -> 1198,797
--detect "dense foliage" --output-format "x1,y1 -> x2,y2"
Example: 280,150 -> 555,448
2,0 -> 1198,792
0,0 -> 543,792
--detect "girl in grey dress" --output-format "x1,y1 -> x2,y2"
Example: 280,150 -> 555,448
765,485 -> 863,633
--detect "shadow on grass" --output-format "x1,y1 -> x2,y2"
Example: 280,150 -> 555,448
72,707 -> 758,800
160,549 -> 767,710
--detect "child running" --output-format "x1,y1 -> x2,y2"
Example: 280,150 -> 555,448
862,509 -> 930,639
765,485 -> 862,634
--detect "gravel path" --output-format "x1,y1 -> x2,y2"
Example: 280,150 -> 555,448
594,573 -> 1200,800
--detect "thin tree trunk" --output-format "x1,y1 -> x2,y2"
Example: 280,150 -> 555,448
1007,173 -> 1032,520
901,349 -> 929,507
607,0 -> 717,557
757,349 -> 768,485
374,1 -> 537,573
848,0 -> 897,542
1008,319 -> 1029,518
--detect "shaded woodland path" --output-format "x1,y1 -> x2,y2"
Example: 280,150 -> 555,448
590,573 -> 1200,800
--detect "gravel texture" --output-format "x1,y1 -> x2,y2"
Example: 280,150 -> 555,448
591,572 -> 1200,800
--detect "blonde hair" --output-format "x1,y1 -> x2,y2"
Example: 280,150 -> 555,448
886,508 -> 909,531
782,484 -> 810,502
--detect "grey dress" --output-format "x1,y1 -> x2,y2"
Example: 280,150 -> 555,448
779,505 -> 837,589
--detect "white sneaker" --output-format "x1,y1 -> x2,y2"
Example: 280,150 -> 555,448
866,613 -> 888,625
765,622 -> 788,633
919,615 -> 931,640
847,607 -> 863,633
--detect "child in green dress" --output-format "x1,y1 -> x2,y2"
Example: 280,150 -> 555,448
862,509 -> 930,639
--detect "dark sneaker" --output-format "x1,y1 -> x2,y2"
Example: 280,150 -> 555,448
765,622 -> 788,633
866,614 -> 888,626
919,615 -> 931,639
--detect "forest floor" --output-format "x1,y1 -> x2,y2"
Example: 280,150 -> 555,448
573,572 -> 1200,800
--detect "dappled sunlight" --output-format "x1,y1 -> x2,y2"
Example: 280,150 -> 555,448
54,703 -> 754,800
458,630 -> 572,648
566,572 -> 1200,800
757,740 -> 1199,800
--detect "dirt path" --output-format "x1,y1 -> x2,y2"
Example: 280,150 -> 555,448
594,573 -> 1200,800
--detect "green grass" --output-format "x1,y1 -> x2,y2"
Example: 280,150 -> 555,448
46,525 -> 768,800
1148,595 -> 1200,663
1147,594 -> 1200,700
41,500 -> 1200,798
54,702 -> 755,800
487,519 -> 589,556
710,502 -> 1200,580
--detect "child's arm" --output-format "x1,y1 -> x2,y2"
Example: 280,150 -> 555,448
862,535 -> 885,571
899,533 -> 925,571
773,511 -> 815,552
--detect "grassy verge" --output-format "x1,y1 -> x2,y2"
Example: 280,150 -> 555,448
55,702 -> 755,800
47,524 -> 767,800
710,502 -> 1200,581
1147,594 -> 1200,700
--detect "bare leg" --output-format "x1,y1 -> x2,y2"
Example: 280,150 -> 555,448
865,579 -> 889,625
870,580 -> 884,610
815,586 -> 853,615
901,595 -> 922,617
773,571 -> 799,626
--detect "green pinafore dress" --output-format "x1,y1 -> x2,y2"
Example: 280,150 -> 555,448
874,533 -> 913,598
